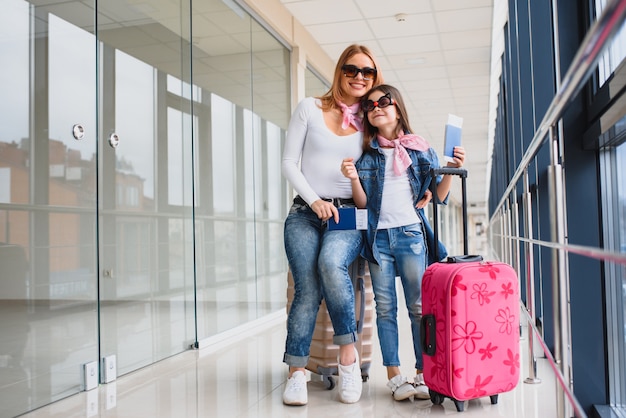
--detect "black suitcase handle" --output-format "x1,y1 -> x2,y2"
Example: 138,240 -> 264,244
420,314 -> 436,356
446,255 -> 483,263
431,167 -> 468,178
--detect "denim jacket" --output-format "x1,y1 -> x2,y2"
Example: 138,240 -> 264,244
355,138 -> 448,265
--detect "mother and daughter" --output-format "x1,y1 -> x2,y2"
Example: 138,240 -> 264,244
282,44 -> 465,406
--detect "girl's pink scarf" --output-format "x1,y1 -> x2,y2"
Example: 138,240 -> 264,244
377,133 -> 430,175
337,101 -> 363,131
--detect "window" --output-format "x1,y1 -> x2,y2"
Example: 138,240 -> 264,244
596,0 -> 626,84
596,0 -> 626,408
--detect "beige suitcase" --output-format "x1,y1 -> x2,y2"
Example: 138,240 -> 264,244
287,257 -> 375,389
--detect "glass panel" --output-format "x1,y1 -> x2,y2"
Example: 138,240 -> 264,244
305,65 -> 331,98
97,0 -> 195,377
244,109 -> 262,217
192,1 -> 290,340
192,1 -> 253,340
250,19 -> 290,317
597,0 -> 626,400
0,0 -> 98,416
266,122 -> 283,221
600,125 -> 626,406
617,141 -> 626,357
613,143 -> 626,407
211,93 -> 236,213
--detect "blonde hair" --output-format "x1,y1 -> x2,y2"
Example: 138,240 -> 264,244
317,44 -> 384,112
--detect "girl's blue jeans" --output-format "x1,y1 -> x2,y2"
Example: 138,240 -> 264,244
368,223 -> 427,371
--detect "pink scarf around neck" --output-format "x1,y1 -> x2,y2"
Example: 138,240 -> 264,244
377,133 -> 430,176
337,101 -> 363,131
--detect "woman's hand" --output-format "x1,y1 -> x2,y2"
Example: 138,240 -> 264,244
341,157 -> 359,180
446,146 -> 466,168
415,189 -> 432,209
310,199 -> 339,223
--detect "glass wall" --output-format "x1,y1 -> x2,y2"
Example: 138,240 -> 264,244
0,1 -> 99,416
489,0 -> 626,413
0,0 -> 291,415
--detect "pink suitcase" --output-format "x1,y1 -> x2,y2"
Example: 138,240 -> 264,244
421,259 -> 520,411
420,168 -> 520,412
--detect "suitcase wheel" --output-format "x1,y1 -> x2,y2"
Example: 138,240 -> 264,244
323,375 -> 335,390
428,389 -> 445,406
360,365 -> 370,382
490,394 -> 498,405
453,399 -> 465,412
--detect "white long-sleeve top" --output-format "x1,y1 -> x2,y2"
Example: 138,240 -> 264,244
281,97 -> 363,205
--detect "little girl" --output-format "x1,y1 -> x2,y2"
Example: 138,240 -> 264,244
341,84 -> 465,401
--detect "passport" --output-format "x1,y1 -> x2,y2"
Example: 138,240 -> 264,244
444,114 -> 463,163
327,208 -> 368,230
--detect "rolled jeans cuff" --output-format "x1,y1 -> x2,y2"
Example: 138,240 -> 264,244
332,331 -> 358,346
283,353 -> 309,368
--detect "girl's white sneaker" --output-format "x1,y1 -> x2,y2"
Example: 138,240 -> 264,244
387,375 -> 418,401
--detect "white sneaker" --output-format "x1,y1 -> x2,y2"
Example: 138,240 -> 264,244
337,348 -> 362,403
413,372 -> 430,400
387,374 -> 418,401
283,371 -> 308,406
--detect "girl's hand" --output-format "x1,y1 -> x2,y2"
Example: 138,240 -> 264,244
415,189 -> 432,209
341,158 -> 358,180
446,146 -> 466,168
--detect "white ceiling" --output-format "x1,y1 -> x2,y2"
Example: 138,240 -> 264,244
280,0 -> 500,212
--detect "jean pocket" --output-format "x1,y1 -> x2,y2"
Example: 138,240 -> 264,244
402,223 -> 424,238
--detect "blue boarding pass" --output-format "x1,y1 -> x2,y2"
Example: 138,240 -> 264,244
327,208 -> 368,230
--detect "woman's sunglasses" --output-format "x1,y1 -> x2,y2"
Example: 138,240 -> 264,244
341,64 -> 377,81
362,93 -> 395,113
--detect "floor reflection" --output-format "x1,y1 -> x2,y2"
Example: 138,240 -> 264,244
18,307 -> 562,418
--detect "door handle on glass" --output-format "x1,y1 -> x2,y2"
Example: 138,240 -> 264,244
108,133 -> 120,148
72,124 -> 85,140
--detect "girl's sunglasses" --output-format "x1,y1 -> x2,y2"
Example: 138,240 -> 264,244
362,93 -> 395,112
341,64 -> 377,81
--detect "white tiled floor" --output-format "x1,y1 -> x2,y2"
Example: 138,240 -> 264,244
20,307 -> 563,418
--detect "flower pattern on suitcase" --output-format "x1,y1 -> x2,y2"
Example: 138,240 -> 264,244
452,321 -> 483,353
422,261 -> 520,402
471,282 -> 495,305
495,307 -> 516,335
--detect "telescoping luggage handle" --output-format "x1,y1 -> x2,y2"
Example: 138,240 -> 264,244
429,167 -> 467,259
429,167 -> 485,264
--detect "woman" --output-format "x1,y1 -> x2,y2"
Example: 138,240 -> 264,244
341,84 -> 465,401
281,44 -> 383,405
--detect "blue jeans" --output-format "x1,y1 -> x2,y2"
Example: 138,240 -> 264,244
283,200 -> 363,368
368,223 -> 427,370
